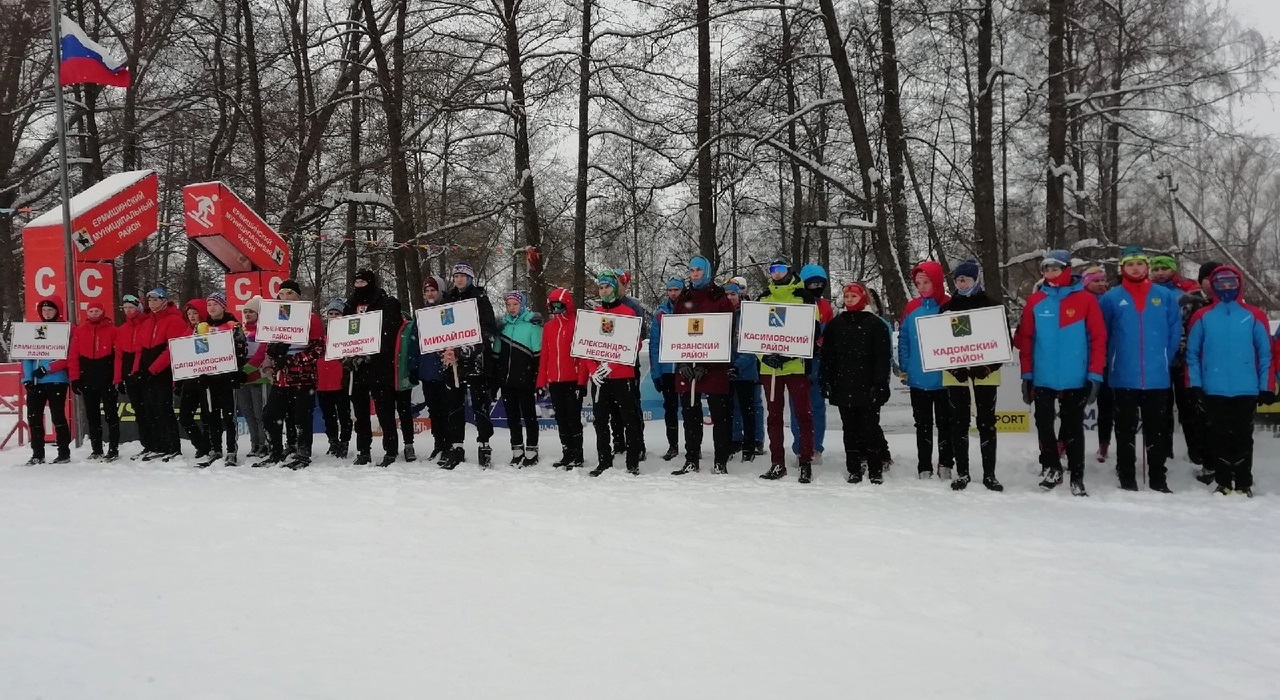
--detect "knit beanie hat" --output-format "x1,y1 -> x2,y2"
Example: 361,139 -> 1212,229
323,298 -> 346,315
1081,266 -> 1107,287
206,291 -> 227,309
1040,250 -> 1072,269
1118,246 -> 1149,266
1150,253 -> 1177,271
243,295 -> 262,314
1197,261 -> 1222,283
952,258 -> 980,281
279,279 -> 302,295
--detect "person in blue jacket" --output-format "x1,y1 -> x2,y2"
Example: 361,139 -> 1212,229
23,295 -> 73,465
791,264 -> 833,462
1185,266 -> 1275,497
898,260 -> 954,479
414,276 -> 455,465
1099,247 -> 1182,493
724,280 -> 760,461
650,277 -> 684,461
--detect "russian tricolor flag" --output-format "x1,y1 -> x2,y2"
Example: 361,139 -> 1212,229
59,15 -> 131,89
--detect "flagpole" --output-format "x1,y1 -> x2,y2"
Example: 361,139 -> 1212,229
50,1 -> 83,449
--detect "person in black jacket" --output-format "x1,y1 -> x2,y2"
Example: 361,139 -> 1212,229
442,262 -> 498,468
820,282 -> 892,484
939,259 -> 1004,491
344,269 -> 412,467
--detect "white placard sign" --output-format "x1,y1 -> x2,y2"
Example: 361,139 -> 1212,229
10,322 -> 72,360
915,306 -> 1013,372
325,310 -> 383,360
570,310 -> 643,365
416,299 -> 483,354
169,330 -> 239,380
658,312 -> 734,364
257,300 -> 313,344
736,301 -> 817,358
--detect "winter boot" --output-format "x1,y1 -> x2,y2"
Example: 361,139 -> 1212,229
442,447 -> 464,470
285,454 -> 310,470
918,469 -> 934,479
662,445 -> 680,461
981,475 -> 1004,492
589,460 -> 613,477
1150,480 -> 1173,494
428,444 -> 443,462
846,469 -> 864,484
353,451 -> 372,466
403,445 -> 416,462
478,443 -> 493,469
333,442 -> 349,459
798,462 -> 812,484
511,445 -> 526,467
522,446 -> 539,467
760,464 -> 787,480
1070,477 -> 1089,497
436,446 -> 452,466
565,451 -> 585,471
252,452 -> 285,468
224,450 -> 239,466
742,445 -> 758,463
377,453 -> 396,468
1096,443 -> 1109,463
1194,468 -> 1216,485
712,462 -> 728,475
938,466 -> 952,481
951,475 -> 971,491
672,460 -> 699,475
1039,467 -> 1064,491
89,449 -> 104,460
104,448 -> 119,462
24,456 -> 45,466
51,450 -> 72,464
626,463 -> 640,475
196,450 -> 223,468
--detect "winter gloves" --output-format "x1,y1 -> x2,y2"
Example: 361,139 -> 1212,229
1259,391 -> 1278,406
1021,380 -> 1034,405
677,364 -> 707,381
761,354 -> 786,370
1086,379 -> 1102,406
32,366 -> 48,379
873,385 -> 891,407
70,380 -> 83,395
947,367 -> 971,383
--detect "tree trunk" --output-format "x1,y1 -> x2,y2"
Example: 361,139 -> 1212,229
878,0 -> 913,281
971,0 -> 1003,302
696,0 -> 716,267
502,0 -> 546,309
239,0 -> 268,213
1046,0 -> 1068,249
781,9 -> 804,265
816,0 -> 907,314
572,0 -> 593,304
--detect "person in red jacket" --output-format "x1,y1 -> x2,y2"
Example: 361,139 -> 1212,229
68,300 -> 123,460
670,255 -> 736,475
317,298 -> 352,458
584,272 -> 643,476
116,294 -> 153,458
132,287 -> 189,460
536,287 -> 587,470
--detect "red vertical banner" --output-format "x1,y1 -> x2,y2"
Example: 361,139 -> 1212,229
225,271 -> 288,314
74,262 -> 115,315
23,228 -> 68,321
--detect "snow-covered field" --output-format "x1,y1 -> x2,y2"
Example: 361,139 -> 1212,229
2,421 -> 1278,699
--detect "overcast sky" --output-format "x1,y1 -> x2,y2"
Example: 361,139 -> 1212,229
1226,0 -> 1280,136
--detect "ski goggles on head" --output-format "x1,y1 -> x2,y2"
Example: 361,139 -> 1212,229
121,294 -> 140,305
549,301 -> 567,313
1211,275 -> 1240,291
1040,261 -> 1065,272
768,264 -> 789,275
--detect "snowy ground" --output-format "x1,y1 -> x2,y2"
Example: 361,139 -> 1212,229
2,421 -> 1278,699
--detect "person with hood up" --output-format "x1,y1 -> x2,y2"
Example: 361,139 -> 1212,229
1079,265 -> 1115,463
236,296 -> 271,458
1013,250 -> 1106,496
898,260 -> 955,480
1099,247 -> 1182,493
756,256 -> 816,483
133,287 -> 188,460
317,298 -> 353,459
442,262 -> 498,468
22,296 -> 72,464
649,277 -> 685,461
343,269 -> 414,467
584,271 -> 643,476
791,264 -> 834,462
415,276 -> 459,467
724,280 -> 760,463
259,279 -> 325,470
939,259 -> 1005,492
176,298 -> 213,461
195,292 -> 249,467
670,255 -> 736,475
1185,266 -> 1275,497
68,299 -> 123,460
493,290 -> 543,467
820,282 -> 891,484
116,294 -> 154,459
1179,261 -> 1222,477
536,287 -> 587,470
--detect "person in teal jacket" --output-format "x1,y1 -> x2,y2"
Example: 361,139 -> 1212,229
494,290 -> 544,466
23,295 -> 72,464
898,261 -> 954,479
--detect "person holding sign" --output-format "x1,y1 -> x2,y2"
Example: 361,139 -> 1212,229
68,300 -> 123,461
792,264 -> 835,463
133,287 -> 188,461
415,276 -> 461,467
494,291 -> 543,467
237,296 -> 272,459
670,256 -> 735,475
443,263 -> 498,468
820,282 -> 891,484
898,260 -> 955,481
584,273 -> 643,476
1098,247 -> 1182,493
756,256 -> 816,483
939,259 -> 1004,492
536,287 -> 587,470
197,292 -> 249,467
22,296 -> 72,465
177,299 -> 214,461
1013,250 -> 1106,496
260,280 -> 325,470
317,299 -> 353,459
343,269 -> 414,468
723,281 -> 761,463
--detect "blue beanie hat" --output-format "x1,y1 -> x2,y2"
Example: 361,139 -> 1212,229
799,264 -> 828,286
323,298 -> 346,315
723,281 -> 741,293
688,256 -> 712,289
665,277 -> 684,290
952,258 -> 980,281
1041,250 -> 1072,269
147,287 -> 168,299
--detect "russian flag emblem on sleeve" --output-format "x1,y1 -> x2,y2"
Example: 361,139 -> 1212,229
59,15 -> 131,88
